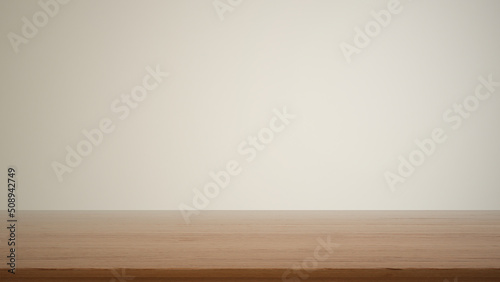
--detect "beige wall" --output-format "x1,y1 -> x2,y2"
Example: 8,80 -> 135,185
1,0 -> 499,211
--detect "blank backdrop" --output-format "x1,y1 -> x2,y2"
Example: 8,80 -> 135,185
1,0 -> 499,211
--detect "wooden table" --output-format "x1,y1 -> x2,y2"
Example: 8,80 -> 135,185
1,211 -> 499,281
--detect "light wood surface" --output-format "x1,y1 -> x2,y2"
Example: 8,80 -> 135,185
1,211 -> 499,281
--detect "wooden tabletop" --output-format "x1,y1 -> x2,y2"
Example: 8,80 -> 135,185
1,211 -> 499,281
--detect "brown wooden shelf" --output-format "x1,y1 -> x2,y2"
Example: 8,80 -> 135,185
1,211 -> 500,281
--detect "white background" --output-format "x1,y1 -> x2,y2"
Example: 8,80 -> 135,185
1,0 -> 499,210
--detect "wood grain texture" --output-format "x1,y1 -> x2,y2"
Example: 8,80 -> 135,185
1,211 -> 499,281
